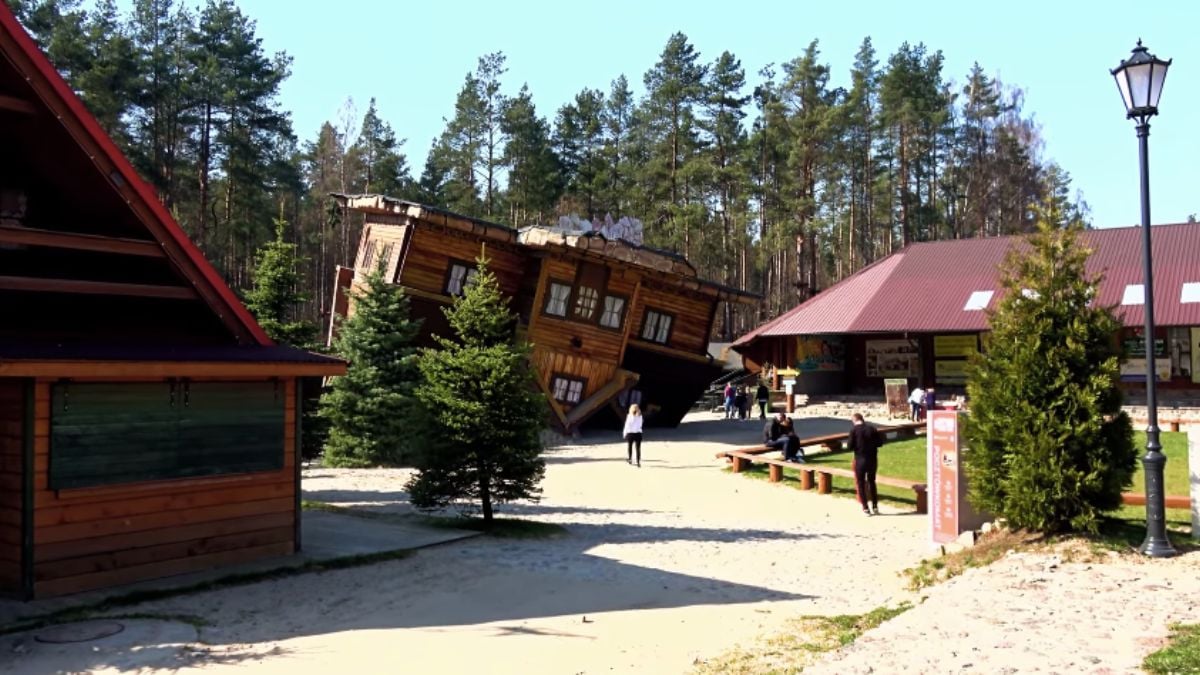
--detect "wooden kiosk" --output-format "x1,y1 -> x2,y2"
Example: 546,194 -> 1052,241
0,6 -> 345,598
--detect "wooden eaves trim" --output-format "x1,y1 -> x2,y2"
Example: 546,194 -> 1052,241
0,224 -> 165,257
0,275 -> 196,299
0,360 -> 347,378
0,93 -> 35,114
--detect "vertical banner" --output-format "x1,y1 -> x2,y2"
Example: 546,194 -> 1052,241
929,410 -> 961,544
883,379 -> 909,418
1192,327 -> 1200,385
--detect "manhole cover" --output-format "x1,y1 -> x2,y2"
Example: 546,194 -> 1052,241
35,620 -> 125,644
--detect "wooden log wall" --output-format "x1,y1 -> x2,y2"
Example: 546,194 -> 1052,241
528,258 -> 632,403
630,283 -> 715,356
28,378 -> 298,598
393,222 -> 525,297
0,379 -> 22,594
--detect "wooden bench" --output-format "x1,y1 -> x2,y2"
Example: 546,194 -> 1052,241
714,421 -> 926,460
726,450 -> 928,514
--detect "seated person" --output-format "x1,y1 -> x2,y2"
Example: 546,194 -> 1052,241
762,413 -> 805,462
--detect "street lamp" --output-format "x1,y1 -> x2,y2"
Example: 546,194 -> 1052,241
1111,40 -> 1176,558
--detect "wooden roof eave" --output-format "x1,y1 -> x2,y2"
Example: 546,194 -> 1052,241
333,194 -> 517,244
0,360 -> 348,378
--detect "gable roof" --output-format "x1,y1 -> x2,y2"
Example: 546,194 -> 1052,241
734,223 -> 1200,348
0,5 -> 270,345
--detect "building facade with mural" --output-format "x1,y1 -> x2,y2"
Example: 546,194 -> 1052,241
732,225 -> 1200,401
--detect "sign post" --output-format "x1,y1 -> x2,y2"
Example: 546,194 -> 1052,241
1190,428 -> 1199,539
883,379 -> 909,419
928,410 -> 988,544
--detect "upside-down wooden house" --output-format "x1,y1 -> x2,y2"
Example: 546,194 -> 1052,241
0,6 -> 345,598
330,195 -> 758,432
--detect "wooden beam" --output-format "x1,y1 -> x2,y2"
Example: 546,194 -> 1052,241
0,275 -> 196,300
0,225 -> 164,257
0,94 -> 36,115
626,338 -> 715,365
0,361 -> 346,378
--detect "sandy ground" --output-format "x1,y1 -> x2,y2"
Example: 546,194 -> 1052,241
3,410 -> 1196,674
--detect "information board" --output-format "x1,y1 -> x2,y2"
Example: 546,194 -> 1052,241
884,378 -> 909,418
929,410 -> 962,544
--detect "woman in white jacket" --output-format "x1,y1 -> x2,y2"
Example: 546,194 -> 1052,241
623,404 -> 644,467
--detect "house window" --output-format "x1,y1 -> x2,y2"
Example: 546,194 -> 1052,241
640,309 -> 673,344
573,287 -> 600,320
550,374 -> 586,404
445,262 -> 478,296
545,282 -> 571,317
599,296 -> 626,329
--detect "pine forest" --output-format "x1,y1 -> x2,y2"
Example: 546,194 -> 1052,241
8,0 -> 1091,342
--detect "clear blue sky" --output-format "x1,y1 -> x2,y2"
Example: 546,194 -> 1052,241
238,0 -> 1200,229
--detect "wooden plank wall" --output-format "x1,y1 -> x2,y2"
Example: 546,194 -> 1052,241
29,378 -> 298,598
631,284 -> 715,355
0,380 -> 23,594
528,258 -> 632,402
396,224 -> 524,297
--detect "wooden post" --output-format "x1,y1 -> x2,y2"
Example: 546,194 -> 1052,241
1168,419 -> 1180,432
769,464 -> 783,483
800,469 -> 815,490
731,455 -> 746,473
817,471 -> 832,494
914,484 -> 928,514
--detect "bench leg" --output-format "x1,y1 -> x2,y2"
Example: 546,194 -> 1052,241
914,485 -> 928,514
823,441 -> 841,452
731,456 -> 746,473
800,469 -> 815,490
1169,420 -> 1180,432
817,472 -> 832,495
769,464 -> 783,483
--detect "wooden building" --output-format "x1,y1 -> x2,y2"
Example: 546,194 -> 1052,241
0,6 -> 345,599
330,195 -> 758,432
734,228 -> 1200,402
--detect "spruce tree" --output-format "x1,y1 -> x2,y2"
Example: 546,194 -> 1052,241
407,256 -> 547,524
319,267 -> 421,467
964,209 -> 1136,534
245,215 -> 315,347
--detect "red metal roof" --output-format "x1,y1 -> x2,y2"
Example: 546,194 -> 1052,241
734,223 -> 1200,347
0,5 -> 271,346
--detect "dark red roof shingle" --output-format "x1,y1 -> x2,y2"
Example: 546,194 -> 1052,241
734,223 -> 1200,347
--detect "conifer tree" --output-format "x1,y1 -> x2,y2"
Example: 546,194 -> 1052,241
245,214 -> 315,347
319,267 -> 421,467
407,255 -> 547,524
964,207 -> 1136,534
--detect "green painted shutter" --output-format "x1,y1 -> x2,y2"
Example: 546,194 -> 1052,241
50,381 -> 285,489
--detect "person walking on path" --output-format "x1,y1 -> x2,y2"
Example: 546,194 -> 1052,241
847,413 -> 882,515
624,404 -> 644,467
723,383 -> 735,419
734,386 -> 748,420
908,386 -> 925,422
755,382 -> 770,420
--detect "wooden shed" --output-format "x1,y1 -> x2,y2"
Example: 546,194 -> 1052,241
329,195 -> 759,432
0,6 -> 345,599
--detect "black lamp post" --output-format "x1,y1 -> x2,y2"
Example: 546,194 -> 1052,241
1111,40 -> 1176,558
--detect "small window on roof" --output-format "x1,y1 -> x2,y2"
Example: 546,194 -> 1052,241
1181,282 -> 1200,304
1121,284 -> 1145,306
963,291 -> 993,311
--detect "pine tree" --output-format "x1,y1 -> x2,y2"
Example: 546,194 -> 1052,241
964,207 -> 1135,534
502,85 -> 562,227
319,267 -> 422,467
245,214 -> 315,347
353,97 -> 414,198
407,256 -> 547,524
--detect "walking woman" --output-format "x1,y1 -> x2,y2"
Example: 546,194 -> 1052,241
624,404 -> 644,467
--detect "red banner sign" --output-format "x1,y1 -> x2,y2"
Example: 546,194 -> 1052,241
929,410 -> 961,544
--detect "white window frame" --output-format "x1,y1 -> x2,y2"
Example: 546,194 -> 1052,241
641,310 -> 672,344
599,296 -> 626,329
445,263 -> 477,296
545,282 -> 571,317
550,375 -> 585,404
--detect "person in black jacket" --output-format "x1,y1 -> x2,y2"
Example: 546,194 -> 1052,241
762,413 -> 804,462
755,382 -> 771,420
846,413 -> 882,515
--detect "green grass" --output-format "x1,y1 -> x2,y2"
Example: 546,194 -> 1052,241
693,602 -> 913,674
1144,623 -> 1200,674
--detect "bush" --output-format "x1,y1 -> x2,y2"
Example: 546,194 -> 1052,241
964,214 -> 1137,534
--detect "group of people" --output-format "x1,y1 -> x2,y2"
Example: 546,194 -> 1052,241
723,381 -> 772,420
762,410 -> 884,516
907,386 -> 937,422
